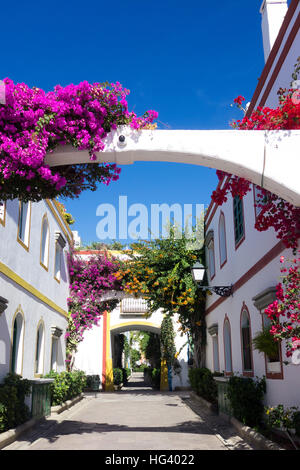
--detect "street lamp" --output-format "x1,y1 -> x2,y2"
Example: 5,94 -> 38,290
191,262 -> 233,297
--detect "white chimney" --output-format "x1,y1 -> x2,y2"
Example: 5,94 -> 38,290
260,0 -> 288,62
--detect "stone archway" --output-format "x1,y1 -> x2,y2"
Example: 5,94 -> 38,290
46,127 -> 300,206
102,306 -> 169,392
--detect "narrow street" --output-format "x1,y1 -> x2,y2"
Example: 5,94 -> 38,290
3,373 -> 253,451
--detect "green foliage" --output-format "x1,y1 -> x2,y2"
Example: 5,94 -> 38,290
152,368 -> 161,389
130,348 -> 141,368
113,368 -> 123,386
120,225 -> 207,367
227,375 -> 266,427
188,367 -> 218,404
252,328 -> 279,361
265,404 -> 299,431
293,411 -> 300,436
160,315 -> 176,367
121,368 -> 129,385
124,336 -> 130,367
145,332 -> 161,368
43,370 -> 87,406
144,367 -> 161,389
0,373 -> 31,433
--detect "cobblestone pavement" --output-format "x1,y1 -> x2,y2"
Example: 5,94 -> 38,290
3,373 -> 253,451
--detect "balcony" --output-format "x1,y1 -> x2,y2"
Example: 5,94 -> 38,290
120,297 -> 148,315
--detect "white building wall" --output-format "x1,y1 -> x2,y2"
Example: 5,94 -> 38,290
204,184 -> 300,407
204,0 -> 300,408
0,199 -> 71,381
73,320 -> 104,381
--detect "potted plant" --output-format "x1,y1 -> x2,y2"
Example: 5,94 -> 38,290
113,368 -> 123,390
252,328 -> 281,373
265,404 -> 299,449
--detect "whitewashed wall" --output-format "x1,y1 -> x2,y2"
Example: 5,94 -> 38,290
0,199 -> 71,381
205,185 -> 300,407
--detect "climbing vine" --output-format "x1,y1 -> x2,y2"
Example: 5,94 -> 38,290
116,226 -> 207,367
160,315 -> 176,368
66,249 -> 124,368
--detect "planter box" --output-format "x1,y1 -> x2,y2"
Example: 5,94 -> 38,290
114,384 -> 123,391
214,376 -> 232,419
30,378 -> 54,419
267,361 -> 281,373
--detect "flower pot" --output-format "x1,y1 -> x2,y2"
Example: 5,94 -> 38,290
267,361 -> 281,373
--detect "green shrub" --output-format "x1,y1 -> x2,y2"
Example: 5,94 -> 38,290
293,411 -> 300,436
188,368 -> 218,404
113,368 -> 123,386
227,375 -> 266,428
43,370 -> 87,406
0,373 -> 31,433
122,368 -> 129,385
152,368 -> 161,389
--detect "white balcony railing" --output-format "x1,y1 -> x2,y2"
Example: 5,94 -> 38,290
120,297 -> 148,314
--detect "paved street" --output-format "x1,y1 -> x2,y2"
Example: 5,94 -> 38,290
3,373 -> 253,451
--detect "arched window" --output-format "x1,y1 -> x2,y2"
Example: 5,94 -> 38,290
17,201 -> 31,250
35,321 -> 44,376
218,212 -> 227,268
223,317 -> 232,375
11,311 -> 24,375
54,232 -> 66,283
40,215 -> 50,270
205,231 -> 215,280
241,307 -> 253,375
54,242 -> 62,282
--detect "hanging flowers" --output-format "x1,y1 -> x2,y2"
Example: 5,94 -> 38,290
66,249 -> 124,365
0,79 -> 158,202
211,58 -> 300,250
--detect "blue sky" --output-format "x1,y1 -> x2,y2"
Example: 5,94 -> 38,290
1,0 -> 273,246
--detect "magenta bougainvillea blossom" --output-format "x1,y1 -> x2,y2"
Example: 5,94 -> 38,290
0,79 -> 158,201
66,250 -> 124,365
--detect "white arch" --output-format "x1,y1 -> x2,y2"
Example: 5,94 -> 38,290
110,321 -> 161,335
45,127 -> 300,207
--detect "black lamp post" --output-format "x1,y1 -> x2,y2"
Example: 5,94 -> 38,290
191,262 -> 233,297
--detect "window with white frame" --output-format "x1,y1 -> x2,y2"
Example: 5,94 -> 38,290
50,337 -> 58,371
212,336 -> 220,372
206,231 -> 215,280
18,201 -> 31,248
224,318 -> 232,374
241,309 -> 253,373
11,312 -> 24,375
35,322 -> 44,375
54,243 -> 62,281
54,232 -> 66,282
40,216 -> 50,269
219,212 -> 227,267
